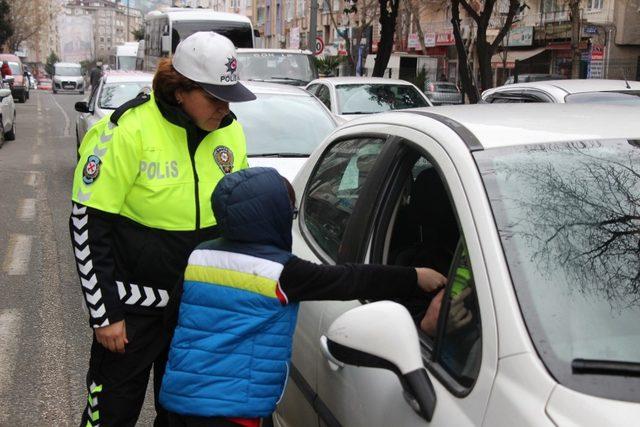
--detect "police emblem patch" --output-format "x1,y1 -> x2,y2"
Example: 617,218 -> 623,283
82,155 -> 102,184
213,146 -> 234,174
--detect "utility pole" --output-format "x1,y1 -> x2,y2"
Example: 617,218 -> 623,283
309,0 -> 317,53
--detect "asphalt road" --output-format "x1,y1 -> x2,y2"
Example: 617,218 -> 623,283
0,91 -> 156,425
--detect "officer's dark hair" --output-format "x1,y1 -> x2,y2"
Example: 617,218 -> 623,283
153,58 -> 201,106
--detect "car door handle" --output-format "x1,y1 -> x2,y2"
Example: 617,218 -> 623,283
320,335 -> 345,371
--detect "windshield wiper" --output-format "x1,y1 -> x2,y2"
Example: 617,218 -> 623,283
249,152 -> 309,158
341,111 -> 377,115
269,76 -> 308,84
572,358 -> 640,377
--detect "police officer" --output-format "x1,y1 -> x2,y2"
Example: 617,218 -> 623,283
69,32 -> 256,426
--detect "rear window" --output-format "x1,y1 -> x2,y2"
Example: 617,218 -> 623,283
335,83 -> 428,114
237,52 -> 318,85
433,83 -> 459,92
565,91 -> 640,105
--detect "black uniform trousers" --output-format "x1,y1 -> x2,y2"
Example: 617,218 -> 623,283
80,312 -> 170,427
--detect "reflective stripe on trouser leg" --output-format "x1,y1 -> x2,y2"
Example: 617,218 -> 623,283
85,381 -> 102,427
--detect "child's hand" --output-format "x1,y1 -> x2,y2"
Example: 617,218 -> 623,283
416,268 -> 447,293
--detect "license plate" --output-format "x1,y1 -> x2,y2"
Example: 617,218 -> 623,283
63,84 -> 74,89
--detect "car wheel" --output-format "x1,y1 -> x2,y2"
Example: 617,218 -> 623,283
19,92 -> 26,103
53,89 -> 57,94
26,91 -> 30,100
5,113 -> 15,141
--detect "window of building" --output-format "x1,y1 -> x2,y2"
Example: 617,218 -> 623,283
297,0 -> 305,17
587,0 -> 603,10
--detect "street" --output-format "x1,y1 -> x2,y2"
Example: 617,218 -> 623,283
0,91 -> 155,425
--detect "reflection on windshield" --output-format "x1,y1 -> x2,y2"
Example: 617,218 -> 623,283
232,93 -> 336,155
565,91 -> 640,105
237,53 -> 316,84
336,84 -> 428,114
475,139 -> 640,393
99,82 -> 151,109
55,67 -> 82,76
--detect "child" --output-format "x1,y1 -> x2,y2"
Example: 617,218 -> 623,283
159,167 -> 446,426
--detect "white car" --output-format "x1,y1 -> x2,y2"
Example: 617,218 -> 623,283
237,48 -> 318,87
75,70 -> 154,150
232,81 -> 339,181
482,79 -> 640,104
306,77 -> 433,121
275,104 -> 640,426
0,80 -> 16,145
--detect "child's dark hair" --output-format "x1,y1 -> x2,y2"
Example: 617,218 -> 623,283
282,177 -> 296,207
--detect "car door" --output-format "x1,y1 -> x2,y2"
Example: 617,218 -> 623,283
297,125 -> 498,426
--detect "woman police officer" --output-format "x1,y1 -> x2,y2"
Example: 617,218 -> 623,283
69,32 -> 256,426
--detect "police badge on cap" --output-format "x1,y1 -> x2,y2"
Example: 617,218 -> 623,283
213,146 -> 234,174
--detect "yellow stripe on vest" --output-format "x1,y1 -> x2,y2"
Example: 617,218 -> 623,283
185,264 -> 279,299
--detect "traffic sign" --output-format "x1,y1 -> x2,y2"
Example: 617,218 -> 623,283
314,37 -> 324,56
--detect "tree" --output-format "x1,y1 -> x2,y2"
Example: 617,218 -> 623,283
0,0 -> 14,50
7,0 -> 48,52
372,0 -> 401,76
569,0 -> 581,78
45,51 -> 60,77
451,0 -> 521,102
131,26 -> 145,42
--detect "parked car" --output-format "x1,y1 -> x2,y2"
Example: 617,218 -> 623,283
482,79 -> 640,104
53,62 -> 85,94
237,48 -> 318,86
306,77 -> 433,121
503,73 -> 565,84
75,71 -> 154,149
0,79 -> 17,145
0,53 -> 29,103
37,78 -> 52,91
232,81 -> 339,181
275,104 -> 640,427
423,81 -> 463,105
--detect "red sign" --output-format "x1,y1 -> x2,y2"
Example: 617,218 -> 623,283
591,44 -> 604,61
435,30 -> 455,46
314,37 -> 324,56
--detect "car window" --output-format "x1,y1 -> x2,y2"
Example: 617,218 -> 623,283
302,137 -> 384,261
237,52 -> 317,84
306,84 -> 319,95
375,154 -> 482,390
336,83 -> 429,114
487,94 -> 540,103
232,93 -> 336,155
98,82 -> 151,109
315,85 -> 331,110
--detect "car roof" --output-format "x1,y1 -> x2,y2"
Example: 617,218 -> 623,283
490,79 -> 640,95
345,104 -> 640,150
237,48 -> 313,55
103,71 -> 154,83
308,77 -> 417,86
240,80 -> 316,96
0,53 -> 21,61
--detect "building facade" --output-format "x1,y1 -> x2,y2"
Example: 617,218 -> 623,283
63,0 -> 144,62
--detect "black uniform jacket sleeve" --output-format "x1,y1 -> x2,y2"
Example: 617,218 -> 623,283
278,256 -> 419,303
70,202 -> 124,328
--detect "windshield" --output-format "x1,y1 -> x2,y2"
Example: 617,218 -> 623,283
117,56 -> 137,71
55,66 -> 82,76
99,82 -> 151,109
8,62 -> 20,74
475,140 -> 640,401
433,82 -> 459,92
336,83 -> 428,114
237,52 -> 318,85
231,93 -> 335,156
171,20 -> 253,52
565,91 -> 640,105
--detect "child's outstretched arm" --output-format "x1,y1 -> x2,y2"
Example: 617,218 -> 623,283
277,256 -> 446,303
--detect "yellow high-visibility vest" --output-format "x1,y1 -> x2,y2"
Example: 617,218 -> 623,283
72,93 -> 249,230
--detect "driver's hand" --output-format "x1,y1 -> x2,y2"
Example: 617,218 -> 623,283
415,268 -> 447,293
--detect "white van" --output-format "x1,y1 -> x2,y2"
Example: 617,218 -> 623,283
115,42 -> 141,70
143,9 -> 255,72
53,62 -> 85,94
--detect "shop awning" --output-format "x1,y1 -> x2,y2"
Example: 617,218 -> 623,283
491,47 -> 547,68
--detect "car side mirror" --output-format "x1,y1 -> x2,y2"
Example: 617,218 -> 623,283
321,301 -> 437,421
75,101 -> 91,113
0,88 -> 11,98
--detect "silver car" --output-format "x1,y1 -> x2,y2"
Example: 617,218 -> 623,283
75,71 -> 154,151
0,79 -> 16,145
306,77 -> 433,121
423,81 -> 463,105
276,104 -> 640,426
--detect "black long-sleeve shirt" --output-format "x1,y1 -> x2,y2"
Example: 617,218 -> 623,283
278,256 -> 419,303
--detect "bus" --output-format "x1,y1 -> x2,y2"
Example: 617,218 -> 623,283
143,8 -> 255,72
